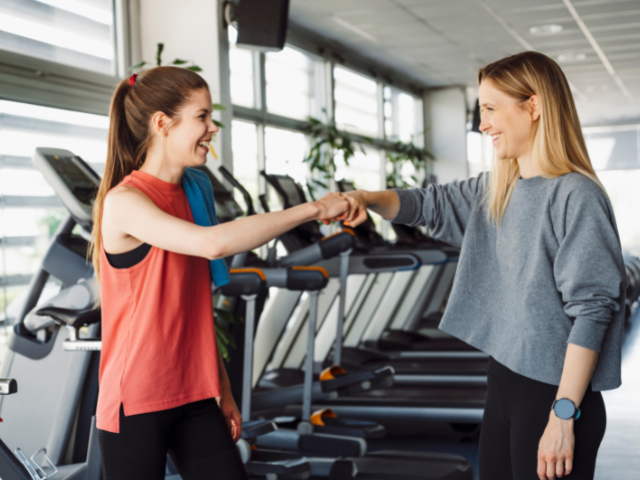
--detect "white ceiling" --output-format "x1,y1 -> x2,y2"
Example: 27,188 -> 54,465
288,0 -> 640,127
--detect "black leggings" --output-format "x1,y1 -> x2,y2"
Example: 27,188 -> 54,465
98,398 -> 248,480
479,357 -> 606,479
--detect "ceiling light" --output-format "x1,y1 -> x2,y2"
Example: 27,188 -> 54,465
557,52 -> 586,63
529,24 -> 563,35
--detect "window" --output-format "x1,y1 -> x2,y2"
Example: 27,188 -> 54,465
0,99 -> 108,325
0,0 -> 116,75
467,131 -> 494,178
264,127 -> 309,209
384,86 -> 423,144
228,26 -> 255,108
334,66 -> 379,137
265,47 -> 315,120
335,147 -> 383,232
231,120 -> 259,213
585,125 -> 640,249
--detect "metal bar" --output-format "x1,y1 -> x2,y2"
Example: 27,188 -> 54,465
0,155 -> 31,169
241,294 -> 257,421
333,250 -> 351,366
302,291 -> 319,422
0,236 -> 38,247
1,196 -> 63,208
0,274 -> 33,288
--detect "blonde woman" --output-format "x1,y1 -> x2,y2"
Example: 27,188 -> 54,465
340,52 -> 626,480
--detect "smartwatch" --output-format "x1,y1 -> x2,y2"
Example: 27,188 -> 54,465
552,398 -> 581,420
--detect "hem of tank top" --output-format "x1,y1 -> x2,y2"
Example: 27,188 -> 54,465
101,243 -> 158,272
121,389 -> 222,417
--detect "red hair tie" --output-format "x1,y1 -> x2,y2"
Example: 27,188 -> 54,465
129,73 -> 138,87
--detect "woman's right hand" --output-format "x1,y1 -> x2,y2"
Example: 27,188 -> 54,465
314,192 -> 350,225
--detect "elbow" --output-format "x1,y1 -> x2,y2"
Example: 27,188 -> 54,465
206,243 -> 227,261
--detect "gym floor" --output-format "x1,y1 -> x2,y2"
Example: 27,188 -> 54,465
369,308 -> 640,480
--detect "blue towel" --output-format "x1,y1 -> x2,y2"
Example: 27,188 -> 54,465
182,167 -> 229,287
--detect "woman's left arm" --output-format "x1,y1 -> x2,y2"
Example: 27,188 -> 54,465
216,348 -> 242,442
540,179 -> 627,480
537,344 -> 598,480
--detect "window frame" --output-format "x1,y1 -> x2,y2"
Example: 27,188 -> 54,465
0,0 -> 134,116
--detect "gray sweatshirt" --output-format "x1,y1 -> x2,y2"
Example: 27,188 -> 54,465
393,172 -> 627,391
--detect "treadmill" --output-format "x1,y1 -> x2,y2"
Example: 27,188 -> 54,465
335,180 -> 478,354
259,173 -> 489,379
222,171 -> 486,429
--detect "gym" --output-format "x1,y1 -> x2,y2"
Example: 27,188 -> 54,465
0,1 -> 638,479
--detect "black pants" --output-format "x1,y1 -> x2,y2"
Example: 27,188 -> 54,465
98,398 -> 247,480
479,357 -> 606,479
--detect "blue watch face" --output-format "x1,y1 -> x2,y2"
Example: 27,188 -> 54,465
554,399 -> 576,419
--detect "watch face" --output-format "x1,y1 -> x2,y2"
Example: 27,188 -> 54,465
554,399 -> 576,419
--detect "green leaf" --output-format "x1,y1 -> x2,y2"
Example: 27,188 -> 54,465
212,103 -> 226,111
128,61 -> 146,71
172,59 -> 188,65
156,43 -> 164,66
186,65 -> 203,72
214,308 -> 243,324
217,338 -> 230,362
212,119 -> 225,128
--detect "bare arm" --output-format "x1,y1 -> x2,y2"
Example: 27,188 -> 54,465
342,190 -> 400,226
555,343 -> 599,408
102,186 -> 348,260
216,347 -> 242,441
537,344 -> 599,479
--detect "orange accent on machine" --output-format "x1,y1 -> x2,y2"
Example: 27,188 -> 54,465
320,365 -> 348,381
229,268 -> 266,280
310,408 -> 339,426
290,266 -> 329,278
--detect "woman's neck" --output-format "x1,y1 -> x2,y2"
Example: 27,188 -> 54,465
516,152 -> 541,179
139,148 -> 184,184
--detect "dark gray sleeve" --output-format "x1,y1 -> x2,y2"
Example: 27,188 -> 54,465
391,174 -> 486,247
553,182 -> 628,353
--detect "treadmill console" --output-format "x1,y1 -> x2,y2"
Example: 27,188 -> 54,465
337,180 -> 355,192
272,175 -> 305,207
33,147 -> 99,228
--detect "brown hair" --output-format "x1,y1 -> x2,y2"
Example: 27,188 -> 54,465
477,51 -> 604,223
90,66 -> 209,280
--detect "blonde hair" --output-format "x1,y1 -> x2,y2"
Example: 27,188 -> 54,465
478,51 -> 604,223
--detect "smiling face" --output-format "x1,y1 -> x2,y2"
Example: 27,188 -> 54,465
162,88 -> 219,168
478,79 -> 538,161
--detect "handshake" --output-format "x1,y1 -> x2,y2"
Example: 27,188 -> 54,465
314,191 -> 369,227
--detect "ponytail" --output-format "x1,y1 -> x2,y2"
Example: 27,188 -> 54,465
90,67 -> 209,283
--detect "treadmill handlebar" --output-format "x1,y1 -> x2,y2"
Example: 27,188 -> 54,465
220,268 -> 267,297
319,229 -> 355,259
218,166 -> 256,216
217,267 -> 329,296
286,267 -> 328,292
279,229 -> 354,267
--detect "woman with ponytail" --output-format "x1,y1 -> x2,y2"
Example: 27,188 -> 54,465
91,66 -> 349,480
339,52 -> 626,480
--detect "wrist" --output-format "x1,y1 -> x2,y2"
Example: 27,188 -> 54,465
360,190 -> 372,208
550,410 -> 575,429
308,201 -> 323,221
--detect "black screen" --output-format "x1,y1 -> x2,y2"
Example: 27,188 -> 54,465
275,176 -> 304,206
236,0 -> 290,51
46,154 -> 98,206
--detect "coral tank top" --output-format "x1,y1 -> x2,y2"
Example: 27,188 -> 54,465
96,170 -> 220,433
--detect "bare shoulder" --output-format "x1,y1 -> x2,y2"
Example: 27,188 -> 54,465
103,185 -> 153,219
